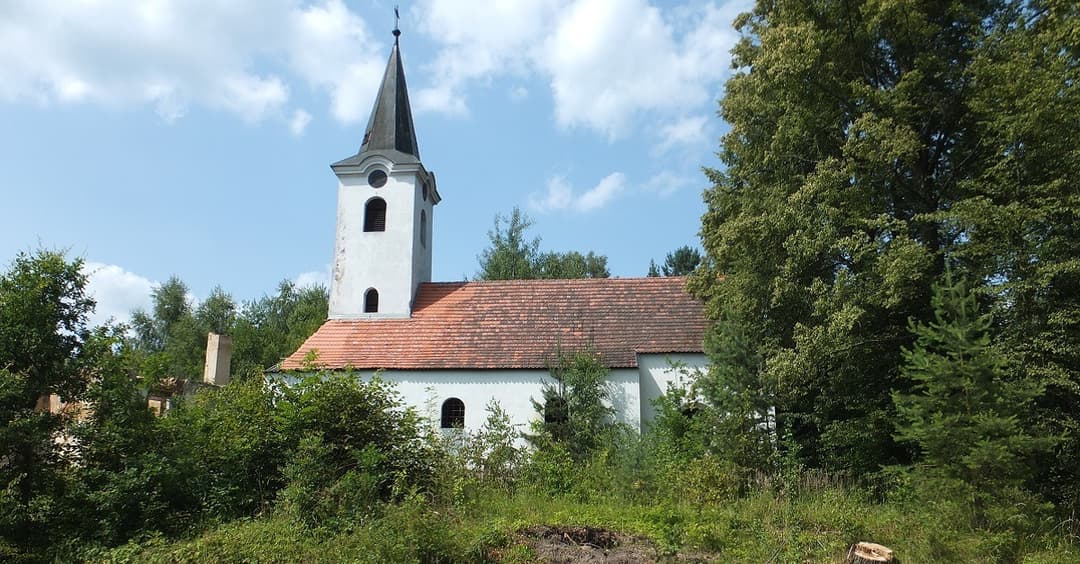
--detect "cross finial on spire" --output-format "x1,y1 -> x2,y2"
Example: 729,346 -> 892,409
393,6 -> 401,44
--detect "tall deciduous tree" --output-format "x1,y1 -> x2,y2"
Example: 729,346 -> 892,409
231,281 -> 328,377
958,0 -> 1080,513
477,207 -> 610,280
691,0 -> 1078,480
477,208 -> 541,280
0,250 -> 94,554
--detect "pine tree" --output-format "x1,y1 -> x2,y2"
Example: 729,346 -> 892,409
893,270 -> 1053,523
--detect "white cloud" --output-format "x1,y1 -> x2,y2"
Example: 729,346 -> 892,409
655,114 -> 710,153
530,176 -> 574,211
82,262 -> 156,327
414,83 -> 469,117
416,0 -> 748,137
414,0 -> 561,115
530,172 -> 625,213
0,0 -> 385,127
287,0 -> 385,124
293,268 -> 330,289
645,171 -> 694,198
289,108 -> 312,136
540,0 -> 742,138
577,172 -> 626,211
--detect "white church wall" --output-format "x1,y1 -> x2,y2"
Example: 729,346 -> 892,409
329,161 -> 423,319
636,353 -> 709,428
375,368 -> 642,434
284,367 -> 644,434
409,182 -> 433,305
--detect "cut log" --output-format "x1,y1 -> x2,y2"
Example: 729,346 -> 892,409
846,542 -> 895,563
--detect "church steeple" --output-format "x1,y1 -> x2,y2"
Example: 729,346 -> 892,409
358,23 -> 419,160
327,16 -> 440,320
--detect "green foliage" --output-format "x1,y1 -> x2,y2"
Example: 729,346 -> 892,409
277,374 -> 432,495
161,377 -> 286,520
476,207 -> 609,280
126,278 -> 327,384
230,281 -> 328,378
0,249 -> 94,558
649,245 -> 702,277
692,0 -> 1080,490
893,270 -> 1055,530
0,249 -> 93,397
65,339 -> 200,548
279,436 -> 387,528
527,348 -> 617,461
110,471 -> 1080,563
459,400 -> 525,489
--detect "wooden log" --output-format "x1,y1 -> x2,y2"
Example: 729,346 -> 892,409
846,542 -> 895,563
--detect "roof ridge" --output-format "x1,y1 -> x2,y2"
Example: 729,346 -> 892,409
419,276 -> 689,287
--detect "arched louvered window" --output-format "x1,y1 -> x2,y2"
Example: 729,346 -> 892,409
420,209 -> 427,248
364,198 -> 386,232
364,288 -> 379,313
440,398 -> 465,429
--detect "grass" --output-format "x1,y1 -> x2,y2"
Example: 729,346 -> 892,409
97,481 -> 1079,563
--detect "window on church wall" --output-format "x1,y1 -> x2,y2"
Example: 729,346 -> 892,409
364,198 -> 386,232
420,210 -> 427,248
364,288 -> 379,313
368,169 -> 387,188
441,398 -> 465,429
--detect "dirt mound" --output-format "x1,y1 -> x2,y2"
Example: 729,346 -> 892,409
491,524 -> 719,563
516,525 -> 654,563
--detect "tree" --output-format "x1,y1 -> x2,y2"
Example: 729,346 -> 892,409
129,276 -> 202,380
528,348 -> 616,461
196,286 -> 236,335
0,250 -> 94,555
476,207 -> 610,280
476,207 -> 541,280
231,281 -> 328,377
65,328 -> 199,548
648,246 -> 701,277
956,0 -> 1080,514
893,270 -> 1053,526
690,0 -> 1078,479
535,251 -> 609,279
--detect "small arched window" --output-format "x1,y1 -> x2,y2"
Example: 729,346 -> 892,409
364,288 -> 379,313
420,209 -> 427,248
364,198 -> 386,232
441,398 -> 465,429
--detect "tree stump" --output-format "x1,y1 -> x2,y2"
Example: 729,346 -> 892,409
846,542 -> 895,563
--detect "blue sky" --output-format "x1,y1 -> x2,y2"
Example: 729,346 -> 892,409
0,0 -> 750,326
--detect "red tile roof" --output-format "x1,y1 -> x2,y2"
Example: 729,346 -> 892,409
280,277 -> 708,370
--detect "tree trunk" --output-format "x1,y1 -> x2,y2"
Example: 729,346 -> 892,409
846,542 -> 895,563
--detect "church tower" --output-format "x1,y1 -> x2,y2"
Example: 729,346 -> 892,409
328,25 -> 440,319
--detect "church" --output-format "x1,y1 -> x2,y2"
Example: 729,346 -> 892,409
281,27 -> 711,434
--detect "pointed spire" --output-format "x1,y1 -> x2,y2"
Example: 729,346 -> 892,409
358,14 -> 419,160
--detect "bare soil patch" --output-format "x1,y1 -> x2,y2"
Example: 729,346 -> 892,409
506,525 -> 717,563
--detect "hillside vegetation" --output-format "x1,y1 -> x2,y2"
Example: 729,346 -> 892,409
3,0 -> 1078,561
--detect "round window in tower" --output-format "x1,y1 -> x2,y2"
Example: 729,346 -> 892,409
368,169 -> 388,188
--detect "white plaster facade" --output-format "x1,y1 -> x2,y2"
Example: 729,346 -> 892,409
297,352 -> 708,435
328,155 -> 436,319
